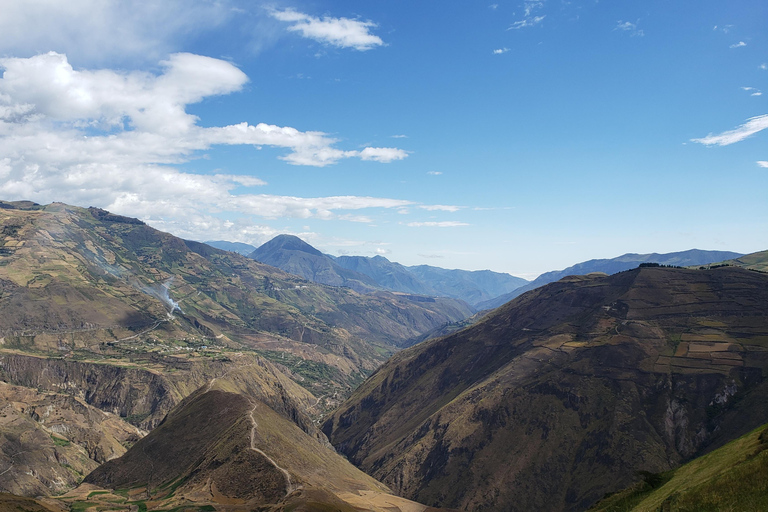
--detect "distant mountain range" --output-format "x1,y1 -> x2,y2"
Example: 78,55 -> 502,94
204,240 -> 257,255
476,248 -> 744,310
246,234 -> 529,307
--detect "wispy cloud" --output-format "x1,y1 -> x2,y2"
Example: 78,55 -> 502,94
730,41 -> 747,48
760,63 -> 767,70
615,20 -> 644,37
391,134 -> 408,138
269,8 -> 384,51
489,4 -> 499,10
757,161 -> 768,168
427,171 -> 443,175
691,115 -> 768,146
742,87 -> 763,97
419,205 -> 461,212
405,221 -> 469,227
508,15 -> 545,30
493,47 -> 510,55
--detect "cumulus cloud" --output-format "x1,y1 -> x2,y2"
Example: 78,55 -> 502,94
406,221 -> 469,227
269,8 -> 384,51
493,48 -> 510,55
757,161 -> 768,168
691,115 -> 768,146
0,52 -> 413,236
0,0 -> 234,65
730,41 -> 747,48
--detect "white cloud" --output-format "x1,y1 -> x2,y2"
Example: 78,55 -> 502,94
509,15 -> 545,30
0,52 -> 412,235
615,20 -> 644,37
761,63 -> 768,70
427,171 -> 443,175
493,48 -> 510,55
406,221 -> 469,227
691,115 -> 768,146
375,247 -> 390,255
0,0 -> 234,65
757,161 -> 768,168
730,41 -> 747,48
742,87 -> 763,97
391,134 -> 408,138
269,8 -> 384,51
419,205 -> 461,212
358,147 -> 409,162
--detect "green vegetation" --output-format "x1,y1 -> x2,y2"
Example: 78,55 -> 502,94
590,424 -> 768,512
86,490 -> 109,498
50,435 -> 71,447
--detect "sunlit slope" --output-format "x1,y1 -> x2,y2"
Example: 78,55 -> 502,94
0,201 -> 471,376
325,267 -> 768,511
590,423 -> 768,512
83,381 -> 452,511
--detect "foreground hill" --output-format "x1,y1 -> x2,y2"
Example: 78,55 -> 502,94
590,423 -> 768,511
477,249 -> 743,310
324,266 -> 768,511
81,372 -> 450,512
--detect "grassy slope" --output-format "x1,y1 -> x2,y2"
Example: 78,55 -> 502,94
590,424 -> 768,512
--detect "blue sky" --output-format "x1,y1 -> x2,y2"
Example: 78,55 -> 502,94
0,1 -> 765,278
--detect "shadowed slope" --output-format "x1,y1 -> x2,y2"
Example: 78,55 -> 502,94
325,267 -> 768,511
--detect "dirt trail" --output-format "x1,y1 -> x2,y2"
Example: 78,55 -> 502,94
248,404 -> 297,496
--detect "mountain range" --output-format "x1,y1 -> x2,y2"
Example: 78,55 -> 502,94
247,234 -> 529,308
476,248 -> 743,310
1,199 -> 766,511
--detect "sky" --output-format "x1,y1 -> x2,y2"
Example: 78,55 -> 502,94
0,0 -> 766,279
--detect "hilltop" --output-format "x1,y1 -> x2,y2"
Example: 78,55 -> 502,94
477,248 -> 743,310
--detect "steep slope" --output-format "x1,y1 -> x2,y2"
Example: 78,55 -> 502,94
324,266 -> 768,511
590,423 -> 768,512
249,234 -> 379,293
0,382 -> 144,496
0,202 -> 472,392
83,381 -> 451,512
477,249 -> 743,310
406,264 -> 529,307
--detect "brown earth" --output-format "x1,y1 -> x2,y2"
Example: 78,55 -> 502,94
324,266 -> 768,511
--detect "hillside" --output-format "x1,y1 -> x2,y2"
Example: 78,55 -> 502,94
0,202 -> 472,399
477,249 -> 743,310
324,266 -> 768,511
589,423 -> 768,511
81,376 -> 451,512
713,249 -> 768,273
